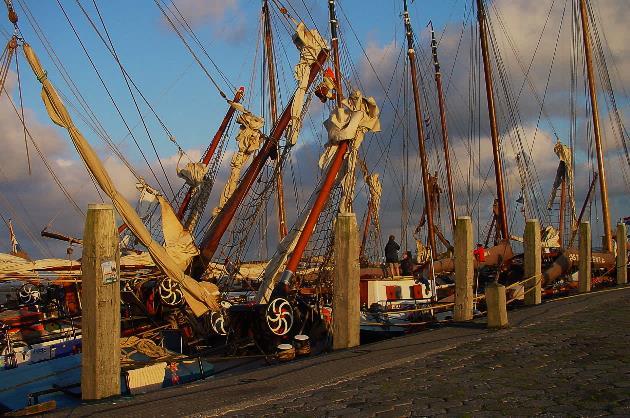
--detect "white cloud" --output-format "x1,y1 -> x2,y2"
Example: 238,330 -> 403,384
168,0 -> 238,27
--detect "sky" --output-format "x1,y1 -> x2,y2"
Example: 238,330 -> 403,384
0,0 -> 628,260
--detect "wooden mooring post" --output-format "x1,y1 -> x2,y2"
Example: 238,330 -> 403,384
332,212 -> 360,350
486,281 -> 508,329
81,204 -> 121,400
454,216 -> 473,321
579,221 -> 591,293
617,223 -> 628,285
524,219 -> 541,305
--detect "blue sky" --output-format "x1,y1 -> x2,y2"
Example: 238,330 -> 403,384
6,0 -> 465,160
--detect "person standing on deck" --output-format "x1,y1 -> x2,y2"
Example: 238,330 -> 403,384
385,235 -> 401,277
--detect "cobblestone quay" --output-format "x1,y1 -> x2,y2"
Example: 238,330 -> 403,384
60,286 -> 630,417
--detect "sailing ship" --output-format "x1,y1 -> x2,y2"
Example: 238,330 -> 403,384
0,0 -> 627,412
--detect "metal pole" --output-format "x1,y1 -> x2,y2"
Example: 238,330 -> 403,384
403,0 -> 437,256
476,0 -> 509,241
578,0 -> 612,252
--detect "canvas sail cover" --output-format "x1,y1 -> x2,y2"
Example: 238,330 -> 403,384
256,91 -> 380,303
366,173 -> 382,231
322,90 -> 381,212
547,142 -> 577,225
541,225 -> 561,248
177,160 -> 208,188
214,110 -> 264,214
0,253 -> 76,275
23,43 -> 218,316
287,22 -> 328,145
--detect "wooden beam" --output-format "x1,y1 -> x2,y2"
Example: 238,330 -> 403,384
579,221 -> 592,293
454,216 -> 473,321
524,219 -> 541,305
332,213 -> 360,350
81,204 -> 120,400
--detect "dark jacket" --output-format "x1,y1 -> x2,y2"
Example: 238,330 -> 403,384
400,257 -> 414,276
384,240 -> 400,263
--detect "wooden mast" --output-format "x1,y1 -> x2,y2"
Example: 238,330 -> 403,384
176,87 -> 244,220
559,176 -> 566,248
578,0 -> 612,252
476,0 -> 509,241
263,0 -> 288,239
199,50 -> 328,261
430,25 -> 457,236
117,87 -> 244,234
271,0 -> 348,288
403,0 -> 437,256
328,0 -> 343,106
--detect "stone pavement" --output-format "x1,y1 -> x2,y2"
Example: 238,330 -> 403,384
57,286 -> 630,417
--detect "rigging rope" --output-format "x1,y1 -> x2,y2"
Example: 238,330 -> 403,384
154,0 -> 229,100
53,0 -> 171,196
86,0 -> 177,200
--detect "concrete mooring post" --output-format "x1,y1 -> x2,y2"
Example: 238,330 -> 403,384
617,223 -> 628,285
486,281 -> 508,329
332,212 -> 360,350
454,216 -> 473,321
579,221 -> 591,293
81,204 -> 120,400
524,219 -> 542,305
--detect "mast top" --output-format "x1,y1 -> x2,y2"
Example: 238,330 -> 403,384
402,0 -> 414,52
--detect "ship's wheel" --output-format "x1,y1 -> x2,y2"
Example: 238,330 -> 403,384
18,283 -> 41,305
265,298 -> 293,336
158,278 -> 184,307
209,300 -> 232,336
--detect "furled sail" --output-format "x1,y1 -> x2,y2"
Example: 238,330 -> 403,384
321,89 -> 381,212
176,154 -> 208,188
22,43 -> 218,316
213,108 -> 264,215
256,90 -> 380,303
547,142 -> 577,226
287,22 -> 328,145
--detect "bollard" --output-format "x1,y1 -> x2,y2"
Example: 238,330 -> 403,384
486,282 -> 508,329
332,212 -> 360,350
617,223 -> 628,285
81,204 -> 120,400
524,219 -> 542,305
454,216 -> 474,321
578,221 -> 591,293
